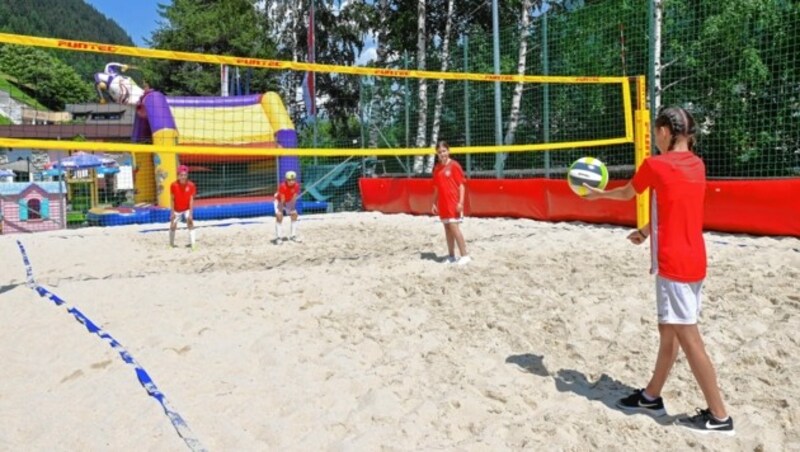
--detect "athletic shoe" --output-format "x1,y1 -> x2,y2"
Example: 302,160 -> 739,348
457,256 -> 472,265
675,408 -> 735,436
615,389 -> 667,417
443,256 -> 457,264
272,238 -> 282,245
290,235 -> 302,243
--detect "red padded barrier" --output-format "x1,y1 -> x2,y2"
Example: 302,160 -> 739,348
704,179 -> 800,236
463,179 -> 548,219
543,180 -> 637,225
359,177 -> 800,236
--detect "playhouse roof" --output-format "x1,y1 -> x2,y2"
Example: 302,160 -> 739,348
0,182 -> 66,196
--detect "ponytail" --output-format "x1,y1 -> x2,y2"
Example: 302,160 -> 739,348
655,106 -> 697,151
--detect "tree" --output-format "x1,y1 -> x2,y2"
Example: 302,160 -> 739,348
0,0 -> 135,80
429,0 -> 455,150
503,0 -> 532,147
0,45 -> 94,110
367,0 -> 390,150
310,1 -> 371,136
145,0 -> 278,96
660,0 -> 799,177
412,0 -> 429,174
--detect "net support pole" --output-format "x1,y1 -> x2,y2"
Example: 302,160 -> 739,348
634,75 -> 650,229
492,0 -> 505,178
152,130 -> 178,209
542,8 -> 551,178
463,33 -> 471,177
404,50 -> 410,176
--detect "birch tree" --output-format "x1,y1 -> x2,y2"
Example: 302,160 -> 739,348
503,0 -> 531,146
652,0 -> 663,111
412,0 -> 429,174
427,0 -> 455,173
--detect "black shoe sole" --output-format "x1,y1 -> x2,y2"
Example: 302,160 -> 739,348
675,422 -> 735,436
616,403 -> 667,417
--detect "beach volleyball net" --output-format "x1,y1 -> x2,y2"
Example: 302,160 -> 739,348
1,0 -> 798,225
0,32 -> 642,217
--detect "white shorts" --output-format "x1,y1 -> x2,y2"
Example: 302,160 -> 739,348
171,210 -> 190,223
274,200 -> 297,215
655,275 -> 703,324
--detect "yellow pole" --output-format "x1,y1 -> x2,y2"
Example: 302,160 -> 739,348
91,168 -> 98,208
152,129 -> 178,208
634,75 -> 650,229
133,152 -> 155,204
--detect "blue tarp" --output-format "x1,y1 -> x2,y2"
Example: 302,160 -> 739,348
87,200 -> 329,226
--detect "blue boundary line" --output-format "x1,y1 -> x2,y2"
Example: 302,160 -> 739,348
15,240 -> 206,452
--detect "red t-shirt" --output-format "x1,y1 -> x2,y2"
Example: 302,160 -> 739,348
275,181 -> 300,203
432,159 -> 466,219
170,180 -> 196,212
632,152 -> 706,282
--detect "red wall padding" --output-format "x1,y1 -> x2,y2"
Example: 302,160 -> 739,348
359,177 -> 800,237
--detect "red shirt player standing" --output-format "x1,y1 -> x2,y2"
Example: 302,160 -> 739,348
584,106 -> 733,435
169,164 -> 197,249
431,140 -> 470,265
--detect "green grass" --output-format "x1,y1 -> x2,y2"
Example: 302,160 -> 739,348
0,115 -> 10,125
0,75 -> 47,110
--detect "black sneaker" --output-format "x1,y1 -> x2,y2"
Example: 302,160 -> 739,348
615,389 -> 667,417
675,408 -> 735,436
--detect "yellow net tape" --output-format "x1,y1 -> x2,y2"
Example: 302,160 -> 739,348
0,137 -> 633,157
0,32 -> 628,85
0,32 -> 635,154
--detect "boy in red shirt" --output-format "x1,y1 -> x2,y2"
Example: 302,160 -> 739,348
431,140 -> 470,265
584,106 -> 733,435
273,170 -> 301,244
169,164 -> 197,249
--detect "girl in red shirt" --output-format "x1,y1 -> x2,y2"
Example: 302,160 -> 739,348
169,165 -> 197,249
273,170 -> 301,243
431,140 -> 470,265
584,107 -> 733,435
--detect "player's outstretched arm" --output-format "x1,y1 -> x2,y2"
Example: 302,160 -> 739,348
583,181 -> 635,201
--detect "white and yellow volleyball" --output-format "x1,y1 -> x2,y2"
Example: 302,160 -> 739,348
567,157 -> 609,197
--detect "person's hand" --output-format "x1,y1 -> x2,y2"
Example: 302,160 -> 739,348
581,183 -> 606,200
431,204 -> 438,215
456,202 -> 464,214
627,229 -> 647,245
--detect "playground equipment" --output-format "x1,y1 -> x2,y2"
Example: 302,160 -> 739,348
53,152 -> 118,224
131,91 -> 300,209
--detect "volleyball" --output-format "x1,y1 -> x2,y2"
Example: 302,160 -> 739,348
568,157 -> 609,196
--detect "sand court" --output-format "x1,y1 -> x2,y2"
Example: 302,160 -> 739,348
1,212 -> 798,450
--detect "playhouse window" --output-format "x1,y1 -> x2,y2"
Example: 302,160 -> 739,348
27,199 -> 41,220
